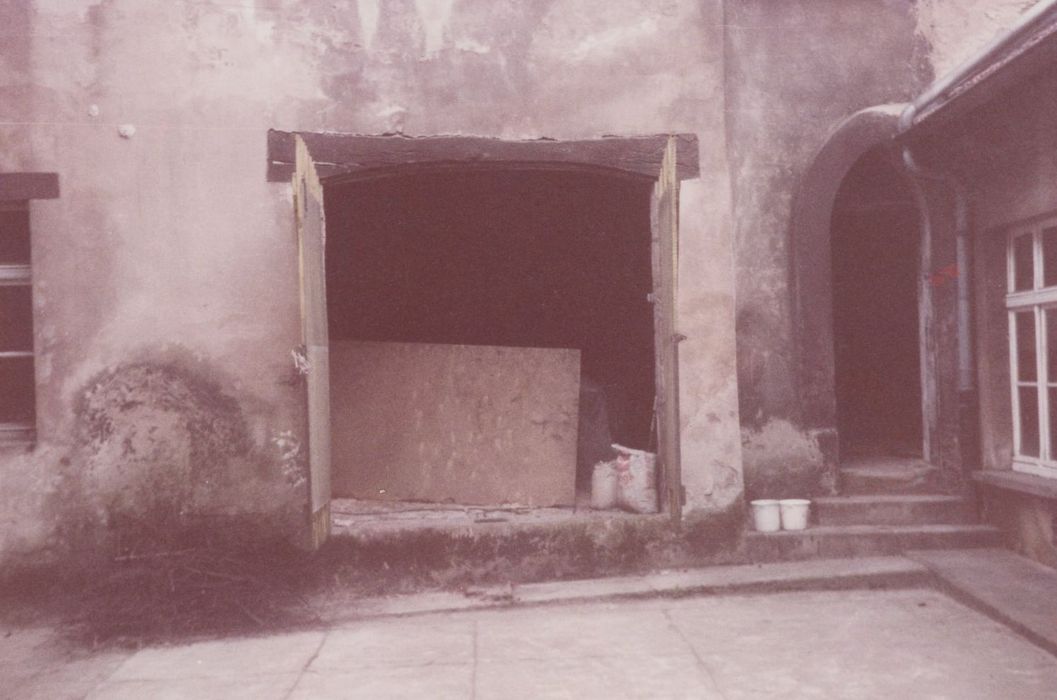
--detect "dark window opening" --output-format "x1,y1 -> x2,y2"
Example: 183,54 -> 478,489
0,201 -> 35,430
831,149 -> 922,458
324,168 -> 656,501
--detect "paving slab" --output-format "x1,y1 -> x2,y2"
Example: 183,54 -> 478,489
907,547 -> 1057,656
474,653 -> 722,700
6,586 -> 1057,698
106,630 -> 325,681
474,606 -> 687,662
288,665 -> 473,700
664,588 -> 1057,699
0,626 -> 131,699
309,618 -> 474,669
86,675 -> 301,700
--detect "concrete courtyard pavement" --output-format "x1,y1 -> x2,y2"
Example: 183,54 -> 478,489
4,587 -> 1057,699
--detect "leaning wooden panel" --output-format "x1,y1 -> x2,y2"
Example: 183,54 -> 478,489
330,341 -> 580,507
651,136 -> 683,523
294,134 -> 332,548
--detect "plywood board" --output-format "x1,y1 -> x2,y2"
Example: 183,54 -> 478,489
330,341 -> 580,506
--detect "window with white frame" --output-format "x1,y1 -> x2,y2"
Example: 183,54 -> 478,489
1007,218 -> 1057,478
0,200 -> 35,441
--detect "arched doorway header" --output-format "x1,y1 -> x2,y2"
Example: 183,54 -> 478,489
789,104 -> 906,429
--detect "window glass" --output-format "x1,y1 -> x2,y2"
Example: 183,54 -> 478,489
1016,310 -> 1037,382
0,285 -> 33,352
1048,308 -> 1057,383
1019,386 -> 1040,457
1014,233 -> 1034,291
0,208 -> 30,265
1045,227 -> 1057,288
0,357 -> 34,423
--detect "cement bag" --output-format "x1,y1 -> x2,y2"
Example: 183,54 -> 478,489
590,460 -> 619,510
613,444 -> 658,514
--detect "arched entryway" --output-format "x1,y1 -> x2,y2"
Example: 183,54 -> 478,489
830,148 -> 922,458
790,105 -> 935,485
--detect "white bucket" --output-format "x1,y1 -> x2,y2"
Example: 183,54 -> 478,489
779,499 -> 811,530
591,461 -> 619,509
750,499 -> 781,532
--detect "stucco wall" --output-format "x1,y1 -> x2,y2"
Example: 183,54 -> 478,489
927,51 -> 1057,567
724,0 -> 930,497
914,0 -> 1043,77
941,69 -> 1057,473
723,0 -> 1044,498
0,0 -> 742,564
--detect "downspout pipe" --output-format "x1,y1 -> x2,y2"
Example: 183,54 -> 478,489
894,1 -> 1057,392
900,150 -> 972,392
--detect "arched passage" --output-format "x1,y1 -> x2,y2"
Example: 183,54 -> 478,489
831,148 -> 922,457
790,105 -> 926,464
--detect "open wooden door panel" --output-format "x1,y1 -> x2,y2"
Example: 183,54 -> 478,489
651,136 -> 683,524
294,134 -> 332,549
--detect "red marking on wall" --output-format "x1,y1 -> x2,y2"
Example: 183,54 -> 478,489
929,264 -> 958,288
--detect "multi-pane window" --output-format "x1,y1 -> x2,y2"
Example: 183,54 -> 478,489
0,200 -> 35,441
1006,219 -> 1057,478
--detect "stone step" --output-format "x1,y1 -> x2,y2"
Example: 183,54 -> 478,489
814,495 -> 975,527
744,524 -> 1002,563
840,457 -> 945,495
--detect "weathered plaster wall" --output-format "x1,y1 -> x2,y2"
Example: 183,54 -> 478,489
723,0 -> 930,497
933,61 -> 1057,566
983,490 -> 1057,568
914,0 -> 1043,77
0,0 -> 741,564
939,69 -> 1057,473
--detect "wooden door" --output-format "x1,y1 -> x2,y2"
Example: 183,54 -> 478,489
652,136 -> 683,523
294,134 -> 332,548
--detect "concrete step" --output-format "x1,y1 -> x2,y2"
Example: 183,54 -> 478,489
744,524 -> 1002,563
840,457 -> 945,495
814,495 -> 975,527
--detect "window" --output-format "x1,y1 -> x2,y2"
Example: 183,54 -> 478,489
0,200 -> 35,442
1006,219 -> 1057,478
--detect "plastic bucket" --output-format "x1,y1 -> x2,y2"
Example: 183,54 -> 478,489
750,499 -> 781,532
779,499 -> 811,530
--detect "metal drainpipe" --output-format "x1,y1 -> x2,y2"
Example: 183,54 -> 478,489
895,0 -> 1057,465
896,0 -> 1057,392
900,148 -> 972,393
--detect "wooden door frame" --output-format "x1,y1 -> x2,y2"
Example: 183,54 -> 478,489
273,130 -> 699,532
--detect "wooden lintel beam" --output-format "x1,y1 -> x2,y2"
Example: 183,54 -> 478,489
0,173 -> 59,201
267,130 -> 699,183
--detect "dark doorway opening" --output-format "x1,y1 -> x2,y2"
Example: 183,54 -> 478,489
831,148 -> 922,458
324,167 -> 657,502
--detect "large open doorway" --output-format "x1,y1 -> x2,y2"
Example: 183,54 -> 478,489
324,167 -> 656,508
280,132 -> 689,546
831,147 -> 923,459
